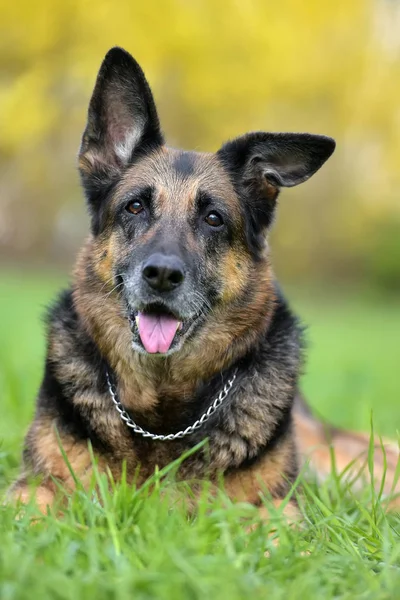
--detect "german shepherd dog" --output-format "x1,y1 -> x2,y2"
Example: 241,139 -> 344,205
8,47 -> 399,516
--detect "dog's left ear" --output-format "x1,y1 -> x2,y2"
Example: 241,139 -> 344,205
217,132 -> 335,229
79,47 -> 163,224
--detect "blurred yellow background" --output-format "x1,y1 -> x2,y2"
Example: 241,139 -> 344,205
0,0 -> 399,287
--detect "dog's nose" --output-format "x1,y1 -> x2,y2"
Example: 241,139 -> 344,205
142,254 -> 185,292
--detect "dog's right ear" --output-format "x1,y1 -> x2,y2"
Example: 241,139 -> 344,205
78,47 -> 163,219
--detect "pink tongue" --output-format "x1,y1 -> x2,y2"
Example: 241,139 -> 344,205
137,312 -> 179,354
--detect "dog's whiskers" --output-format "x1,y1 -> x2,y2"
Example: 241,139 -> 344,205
97,273 -> 125,295
95,273 -> 126,301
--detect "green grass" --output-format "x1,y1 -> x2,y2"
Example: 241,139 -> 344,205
1,269 -> 400,599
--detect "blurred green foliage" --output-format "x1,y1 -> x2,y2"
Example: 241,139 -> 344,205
0,0 -> 399,285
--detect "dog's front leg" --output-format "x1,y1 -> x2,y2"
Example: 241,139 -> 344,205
6,416 -> 104,513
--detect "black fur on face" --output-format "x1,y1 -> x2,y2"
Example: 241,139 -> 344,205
96,151 -> 245,356
78,47 -> 335,356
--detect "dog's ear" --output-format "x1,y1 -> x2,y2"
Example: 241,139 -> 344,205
217,132 -> 335,235
79,47 -> 163,221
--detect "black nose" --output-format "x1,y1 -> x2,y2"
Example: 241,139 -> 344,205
142,254 -> 185,292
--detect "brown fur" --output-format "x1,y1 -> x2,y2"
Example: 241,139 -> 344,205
7,47 -> 398,522
224,437 -> 297,504
294,396 -> 400,505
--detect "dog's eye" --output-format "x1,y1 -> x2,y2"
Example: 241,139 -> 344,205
126,200 -> 144,215
205,212 -> 223,228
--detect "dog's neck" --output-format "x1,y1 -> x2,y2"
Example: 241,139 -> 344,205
73,238 -> 276,419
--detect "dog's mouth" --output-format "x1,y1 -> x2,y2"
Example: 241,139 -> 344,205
128,304 -> 197,355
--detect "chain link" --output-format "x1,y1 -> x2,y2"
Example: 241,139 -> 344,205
106,368 -> 237,441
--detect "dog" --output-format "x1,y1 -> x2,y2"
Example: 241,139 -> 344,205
8,47 -> 399,516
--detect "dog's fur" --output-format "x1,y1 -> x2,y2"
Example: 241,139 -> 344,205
8,48 -> 399,515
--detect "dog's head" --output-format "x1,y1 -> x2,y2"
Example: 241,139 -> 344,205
78,47 -> 335,357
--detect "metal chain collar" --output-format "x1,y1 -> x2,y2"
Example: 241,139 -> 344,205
106,368 -> 237,441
